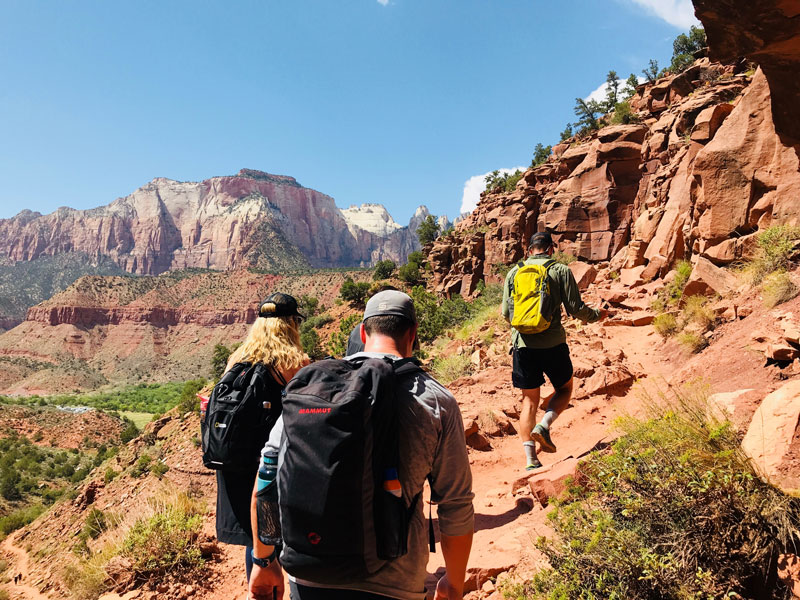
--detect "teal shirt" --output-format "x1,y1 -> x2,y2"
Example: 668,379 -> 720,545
502,254 -> 601,349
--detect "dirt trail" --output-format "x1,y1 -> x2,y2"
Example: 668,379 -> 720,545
1,533 -> 50,600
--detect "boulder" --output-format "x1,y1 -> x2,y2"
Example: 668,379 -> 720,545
569,261 -> 598,291
583,366 -> 635,397
741,379 -> 800,488
526,457 -> 581,507
683,256 -> 739,297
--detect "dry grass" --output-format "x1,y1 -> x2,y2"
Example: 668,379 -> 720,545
431,354 -> 472,385
681,295 -> 716,331
677,330 -> 708,353
742,224 -> 800,286
763,271 -> 799,308
653,313 -> 678,338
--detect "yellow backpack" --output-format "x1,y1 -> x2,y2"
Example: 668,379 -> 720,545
510,259 -> 557,334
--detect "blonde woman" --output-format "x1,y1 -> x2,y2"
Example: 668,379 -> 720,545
214,292 -> 309,583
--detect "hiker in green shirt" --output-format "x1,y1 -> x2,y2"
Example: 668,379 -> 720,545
502,232 -> 608,470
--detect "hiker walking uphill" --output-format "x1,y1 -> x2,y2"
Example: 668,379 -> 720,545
502,232 -> 608,471
248,290 -> 475,600
202,292 -> 309,585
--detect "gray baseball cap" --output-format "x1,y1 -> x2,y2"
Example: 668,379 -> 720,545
363,290 -> 417,324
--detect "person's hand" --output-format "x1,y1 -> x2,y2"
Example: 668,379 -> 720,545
248,560 -> 284,600
434,573 -> 463,600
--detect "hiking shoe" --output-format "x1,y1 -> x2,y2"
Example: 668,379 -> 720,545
532,424 -> 556,453
525,459 -> 543,471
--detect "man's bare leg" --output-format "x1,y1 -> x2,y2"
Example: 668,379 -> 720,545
533,377 -> 574,452
519,387 -> 541,468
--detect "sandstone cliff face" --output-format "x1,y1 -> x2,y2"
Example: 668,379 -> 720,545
693,0 -> 800,146
429,58 -> 800,297
0,170 -> 429,275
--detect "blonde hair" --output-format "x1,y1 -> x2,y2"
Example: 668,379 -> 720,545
226,315 -> 306,374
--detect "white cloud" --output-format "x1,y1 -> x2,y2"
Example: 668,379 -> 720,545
585,75 -> 646,103
626,0 -> 699,29
460,167 -> 526,215
377,0 -> 389,5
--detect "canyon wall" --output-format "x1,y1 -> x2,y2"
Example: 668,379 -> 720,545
430,58 -> 800,297
0,169 -> 428,275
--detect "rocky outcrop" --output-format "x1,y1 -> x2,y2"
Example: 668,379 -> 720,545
693,0 -> 800,146
0,170 -> 431,275
429,57 -> 800,297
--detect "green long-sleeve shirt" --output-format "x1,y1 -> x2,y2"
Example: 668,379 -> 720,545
502,254 -> 601,349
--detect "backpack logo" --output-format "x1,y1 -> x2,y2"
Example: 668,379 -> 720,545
307,532 -> 322,545
214,422 -> 227,429
511,260 -> 556,335
298,408 -> 332,415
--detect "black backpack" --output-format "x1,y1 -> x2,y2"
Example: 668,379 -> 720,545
277,356 -> 424,583
201,362 -> 285,472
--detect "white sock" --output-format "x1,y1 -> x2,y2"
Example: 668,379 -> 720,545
523,441 -> 538,464
540,409 -> 558,430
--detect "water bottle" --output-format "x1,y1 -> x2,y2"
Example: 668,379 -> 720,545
257,450 -> 278,492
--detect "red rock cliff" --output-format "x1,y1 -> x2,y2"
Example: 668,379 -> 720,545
0,170 -> 423,275
429,57 -> 800,297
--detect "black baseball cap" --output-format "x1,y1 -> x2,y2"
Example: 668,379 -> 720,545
529,231 -> 554,249
259,292 -> 304,319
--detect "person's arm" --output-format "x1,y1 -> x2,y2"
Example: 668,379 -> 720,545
248,418 -> 285,600
558,266 -> 601,322
501,267 -> 515,322
429,389 -> 475,597
434,532 -> 474,599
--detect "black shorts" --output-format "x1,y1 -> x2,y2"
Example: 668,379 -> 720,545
512,343 -> 573,390
289,582 -> 403,599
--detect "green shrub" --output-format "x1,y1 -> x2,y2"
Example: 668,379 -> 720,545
744,224 -> 800,285
681,295 -> 716,331
398,262 -> 421,284
431,354 -> 472,385
83,509 -> 108,540
151,461 -> 169,479
763,271 -> 799,308
411,287 -> 471,344
510,391 -> 800,599
327,314 -> 361,358
300,327 -> 324,360
373,260 -> 396,280
178,379 -> 206,415
104,467 -> 119,484
122,494 -> 204,581
339,278 -> 371,307
531,143 -> 552,167
131,455 -> 153,478
484,170 -> 523,193
677,330 -> 707,353
610,101 -> 639,125
0,504 -> 45,536
119,420 -> 139,444
656,259 -> 692,307
652,313 -> 678,338
298,294 -> 320,317
416,215 -> 441,245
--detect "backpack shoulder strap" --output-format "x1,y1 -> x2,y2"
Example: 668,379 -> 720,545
543,258 -> 557,270
391,357 -> 423,377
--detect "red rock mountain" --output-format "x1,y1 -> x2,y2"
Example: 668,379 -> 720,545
430,60 -> 799,296
0,169 -> 434,275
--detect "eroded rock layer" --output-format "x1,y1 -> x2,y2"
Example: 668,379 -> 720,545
0,170 -> 427,275
430,59 -> 800,297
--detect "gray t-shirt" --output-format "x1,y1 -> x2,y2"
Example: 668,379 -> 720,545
263,352 -> 474,600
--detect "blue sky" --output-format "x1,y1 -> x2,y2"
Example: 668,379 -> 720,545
0,0 -> 697,224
